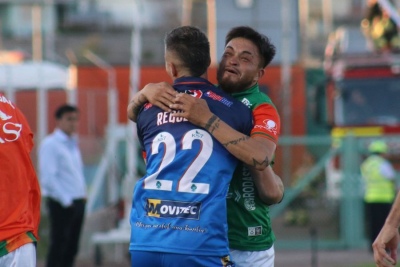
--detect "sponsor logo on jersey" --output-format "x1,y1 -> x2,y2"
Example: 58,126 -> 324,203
205,91 -> 233,107
0,95 -> 15,109
0,97 -> 23,144
185,89 -> 203,98
143,102 -> 153,110
0,122 -> 22,144
227,190 -> 240,202
191,130 -> 203,139
241,98 -> 252,108
0,110 -> 12,120
248,226 -> 262,236
146,199 -> 201,220
242,166 -> 256,211
155,133 -> 167,142
254,119 -> 278,135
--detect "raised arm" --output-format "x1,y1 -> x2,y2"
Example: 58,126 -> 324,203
170,93 -> 275,171
127,82 -> 176,122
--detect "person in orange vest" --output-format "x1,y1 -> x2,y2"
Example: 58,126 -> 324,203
361,140 -> 397,250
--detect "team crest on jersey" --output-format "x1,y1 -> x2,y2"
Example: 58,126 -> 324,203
185,89 -> 203,98
146,199 -> 201,220
244,198 -> 256,211
205,91 -> 233,107
255,119 -> 278,135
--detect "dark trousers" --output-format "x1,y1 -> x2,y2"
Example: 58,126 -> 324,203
364,202 -> 392,249
46,198 -> 86,267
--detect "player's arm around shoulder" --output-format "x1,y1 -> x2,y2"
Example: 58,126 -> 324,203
248,136 -> 284,205
171,94 -> 274,171
127,82 -> 177,122
250,167 -> 284,205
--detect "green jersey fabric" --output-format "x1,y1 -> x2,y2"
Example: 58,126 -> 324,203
227,84 -> 278,251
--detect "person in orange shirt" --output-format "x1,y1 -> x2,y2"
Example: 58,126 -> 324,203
0,93 -> 41,267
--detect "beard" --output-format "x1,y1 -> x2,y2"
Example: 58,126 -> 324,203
217,66 -> 254,94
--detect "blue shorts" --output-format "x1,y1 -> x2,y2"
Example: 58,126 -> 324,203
130,250 -> 235,267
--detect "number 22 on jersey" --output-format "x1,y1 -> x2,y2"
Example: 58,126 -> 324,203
143,129 -> 212,194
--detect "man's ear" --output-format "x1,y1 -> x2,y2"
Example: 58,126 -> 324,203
170,62 -> 178,78
165,61 -> 173,77
253,68 -> 265,83
258,68 -> 265,79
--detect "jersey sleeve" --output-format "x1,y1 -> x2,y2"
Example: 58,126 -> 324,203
250,103 -> 280,143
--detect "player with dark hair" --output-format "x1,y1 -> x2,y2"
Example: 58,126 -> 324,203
128,26 -> 283,266
173,25 -> 282,267
129,25 -> 253,267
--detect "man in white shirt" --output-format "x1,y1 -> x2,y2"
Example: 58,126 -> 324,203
38,104 -> 87,267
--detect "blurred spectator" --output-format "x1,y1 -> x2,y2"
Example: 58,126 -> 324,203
38,104 -> 87,267
361,140 -> 397,250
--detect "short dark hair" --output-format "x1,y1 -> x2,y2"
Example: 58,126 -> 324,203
164,26 -> 211,77
55,104 -> 78,119
225,26 -> 276,68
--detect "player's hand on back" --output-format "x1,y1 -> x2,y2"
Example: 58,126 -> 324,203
142,82 -> 177,112
171,93 -> 213,127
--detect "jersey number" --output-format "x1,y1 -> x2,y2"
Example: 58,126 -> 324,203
143,129 -> 212,194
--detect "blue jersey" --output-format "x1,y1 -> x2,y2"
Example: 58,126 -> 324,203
130,76 -> 253,257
